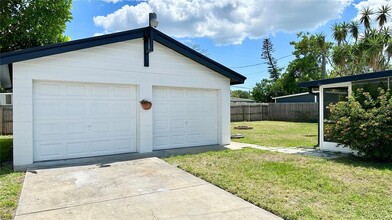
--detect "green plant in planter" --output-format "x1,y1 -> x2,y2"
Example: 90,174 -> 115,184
140,99 -> 151,104
326,88 -> 392,161
140,99 -> 152,110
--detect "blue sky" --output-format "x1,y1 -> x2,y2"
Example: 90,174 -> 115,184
65,0 -> 384,91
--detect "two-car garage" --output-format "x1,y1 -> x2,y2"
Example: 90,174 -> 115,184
4,26 -> 245,167
33,81 -> 219,162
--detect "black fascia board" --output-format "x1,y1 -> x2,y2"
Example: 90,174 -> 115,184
298,70 -> 392,88
0,26 -> 246,85
0,27 -> 147,65
152,28 -> 246,85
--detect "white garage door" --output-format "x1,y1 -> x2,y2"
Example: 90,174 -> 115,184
33,81 -> 137,161
153,87 -> 218,150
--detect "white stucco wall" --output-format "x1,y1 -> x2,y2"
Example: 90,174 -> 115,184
13,39 -> 231,167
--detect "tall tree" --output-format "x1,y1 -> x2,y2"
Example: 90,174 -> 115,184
285,32 -> 332,81
332,4 -> 392,75
261,38 -> 281,81
349,21 -> 360,43
231,90 -> 251,99
376,5 -> 391,28
0,0 -> 72,52
360,7 -> 373,31
251,79 -> 283,103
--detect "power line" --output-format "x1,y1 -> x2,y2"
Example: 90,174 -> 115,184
230,54 -> 293,69
230,62 -> 263,69
277,54 -> 293,60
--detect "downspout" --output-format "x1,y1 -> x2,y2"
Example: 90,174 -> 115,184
308,87 -> 320,148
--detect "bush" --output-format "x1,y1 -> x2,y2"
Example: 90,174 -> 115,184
326,88 -> 392,161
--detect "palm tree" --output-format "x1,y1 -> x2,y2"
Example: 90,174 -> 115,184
332,23 -> 345,46
376,5 -> 391,28
384,39 -> 392,67
315,33 -> 328,78
365,34 -> 384,71
349,21 -> 360,43
360,7 -> 374,30
340,21 -> 349,44
381,26 -> 391,43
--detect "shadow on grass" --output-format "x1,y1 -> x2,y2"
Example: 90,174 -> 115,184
0,164 -> 16,177
329,155 -> 392,170
22,145 -> 230,171
0,136 -> 13,166
0,136 -> 13,167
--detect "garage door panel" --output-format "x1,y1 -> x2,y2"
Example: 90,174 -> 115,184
154,119 -> 169,130
171,119 -> 186,129
114,139 -> 134,152
91,121 -> 110,133
168,104 -> 185,115
170,88 -> 186,99
34,102 -> 65,119
114,102 -> 135,114
34,81 -> 137,162
65,84 -> 87,96
66,142 -> 89,156
154,136 -> 170,148
153,87 -> 218,150
91,102 -> 111,115
35,122 -> 65,136
34,82 -> 62,96
187,89 -> 201,99
66,102 -> 88,116
91,140 -> 112,153
34,141 -> 65,160
114,86 -> 135,98
66,122 -> 89,136
153,102 -> 168,114
92,85 -> 110,97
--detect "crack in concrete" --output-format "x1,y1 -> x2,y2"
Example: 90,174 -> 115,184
16,182 -> 208,217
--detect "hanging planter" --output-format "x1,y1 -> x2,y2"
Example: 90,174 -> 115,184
140,99 -> 152,110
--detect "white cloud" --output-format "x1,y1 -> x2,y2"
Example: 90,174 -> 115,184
94,0 -> 353,45
353,0 -> 392,24
102,0 -> 122,3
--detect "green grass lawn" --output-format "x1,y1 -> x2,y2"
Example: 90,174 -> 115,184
231,121 -> 317,148
0,136 -> 24,220
0,166 -> 24,220
0,136 -> 13,163
165,148 -> 392,220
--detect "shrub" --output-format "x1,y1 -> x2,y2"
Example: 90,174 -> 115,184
326,88 -> 392,161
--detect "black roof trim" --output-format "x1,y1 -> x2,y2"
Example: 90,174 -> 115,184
298,70 -> 392,88
0,26 -> 245,85
152,29 -> 246,85
0,27 -> 147,65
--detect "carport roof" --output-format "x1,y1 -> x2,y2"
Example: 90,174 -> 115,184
298,70 -> 392,88
0,26 -> 246,85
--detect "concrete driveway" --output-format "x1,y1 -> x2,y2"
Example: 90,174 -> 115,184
16,157 -> 281,220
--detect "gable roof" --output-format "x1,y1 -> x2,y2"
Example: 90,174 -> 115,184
0,26 -> 246,85
298,70 -> 392,88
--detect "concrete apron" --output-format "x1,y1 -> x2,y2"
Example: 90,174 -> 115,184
15,157 -> 281,220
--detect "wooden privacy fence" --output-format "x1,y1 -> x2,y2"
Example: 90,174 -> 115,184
231,103 -> 318,122
0,106 -> 13,135
0,103 -> 317,135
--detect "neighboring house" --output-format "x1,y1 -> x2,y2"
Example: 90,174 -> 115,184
0,93 -> 12,105
230,97 -> 256,104
272,92 -> 318,103
0,26 -> 246,168
299,71 -> 392,153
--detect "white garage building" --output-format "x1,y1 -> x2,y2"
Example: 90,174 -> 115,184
0,27 -> 245,168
